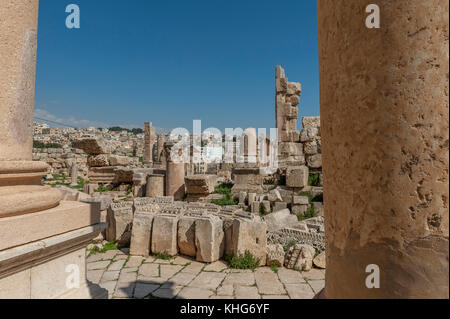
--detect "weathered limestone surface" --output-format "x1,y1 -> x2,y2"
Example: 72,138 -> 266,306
151,215 -> 179,256
146,174 -> 165,197
130,213 -> 155,256
185,175 -> 216,202
286,166 -> 309,188
195,215 -> 224,263
231,218 -> 267,266
178,216 -> 197,257
143,122 -> 155,165
87,154 -> 109,167
284,244 -> 315,272
0,0 -> 106,299
266,244 -> 285,267
231,165 -> 265,195
72,138 -> 110,155
164,142 -> 185,201
106,202 -> 134,245
0,201 -> 100,251
318,0 -> 449,298
263,209 -> 297,232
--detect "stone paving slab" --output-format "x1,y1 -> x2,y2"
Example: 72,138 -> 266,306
222,272 -> 255,286
255,271 -> 286,295
308,279 -> 325,294
235,286 -> 261,299
86,249 -> 320,299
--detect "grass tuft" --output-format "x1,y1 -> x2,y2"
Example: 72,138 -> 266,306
155,253 -> 172,260
224,251 -> 260,270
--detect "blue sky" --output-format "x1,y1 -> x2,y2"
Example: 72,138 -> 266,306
35,0 -> 319,132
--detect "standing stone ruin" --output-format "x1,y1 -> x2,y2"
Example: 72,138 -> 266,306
143,122 -> 156,165
318,0 -> 448,298
0,1 -> 106,298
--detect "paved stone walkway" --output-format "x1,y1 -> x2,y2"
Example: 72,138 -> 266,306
86,249 -> 324,299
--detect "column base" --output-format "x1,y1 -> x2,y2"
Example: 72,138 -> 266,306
0,223 -> 107,299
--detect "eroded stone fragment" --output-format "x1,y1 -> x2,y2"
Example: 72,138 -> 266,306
266,244 -> 285,267
286,166 -> 309,188
151,215 -> 179,256
178,216 -> 197,257
130,213 -> 155,256
195,215 -> 224,263
284,244 -> 315,272
231,218 -> 267,266
106,202 -> 134,245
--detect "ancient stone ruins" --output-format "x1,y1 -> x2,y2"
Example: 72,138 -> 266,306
0,0 -> 448,300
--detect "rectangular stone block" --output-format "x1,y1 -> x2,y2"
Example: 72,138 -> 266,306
251,201 -> 260,214
286,166 -> 309,188
184,175 -> 217,194
151,215 -> 179,256
106,202 -> 133,245
300,128 -> 319,142
130,213 -> 155,257
0,201 -> 100,251
279,142 -> 303,157
273,202 -> 287,212
293,196 -> 309,205
231,218 -> 267,266
195,215 -> 224,263
177,216 -> 197,257
30,248 -> 86,299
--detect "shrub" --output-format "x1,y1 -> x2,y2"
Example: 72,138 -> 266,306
211,196 -> 238,206
297,205 -> 316,221
225,251 -> 260,270
270,264 -> 279,273
95,184 -> 111,193
308,173 -> 321,187
214,182 -> 233,195
33,140 -> 62,149
212,182 -> 237,206
87,241 -> 118,256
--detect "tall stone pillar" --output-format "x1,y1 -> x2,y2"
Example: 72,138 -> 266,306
143,122 -> 155,165
0,0 -> 106,299
164,142 -> 185,201
0,0 -> 61,217
318,0 -> 448,298
157,135 -> 165,163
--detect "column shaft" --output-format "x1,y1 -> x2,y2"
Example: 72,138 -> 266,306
318,0 -> 449,298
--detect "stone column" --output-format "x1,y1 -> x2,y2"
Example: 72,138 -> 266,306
164,142 -> 185,201
243,128 -> 257,163
318,0 -> 448,298
143,122 -> 154,165
146,174 -> 165,197
0,1 -> 106,299
70,160 -> 78,187
0,0 -> 61,217
157,135 -> 165,162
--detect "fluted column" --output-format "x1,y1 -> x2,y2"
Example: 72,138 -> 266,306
0,0 -> 61,217
318,0 -> 449,298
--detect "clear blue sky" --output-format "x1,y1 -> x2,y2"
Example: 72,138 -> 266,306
35,0 -> 319,132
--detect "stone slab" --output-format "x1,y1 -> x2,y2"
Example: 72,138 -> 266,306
0,201 -> 100,251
